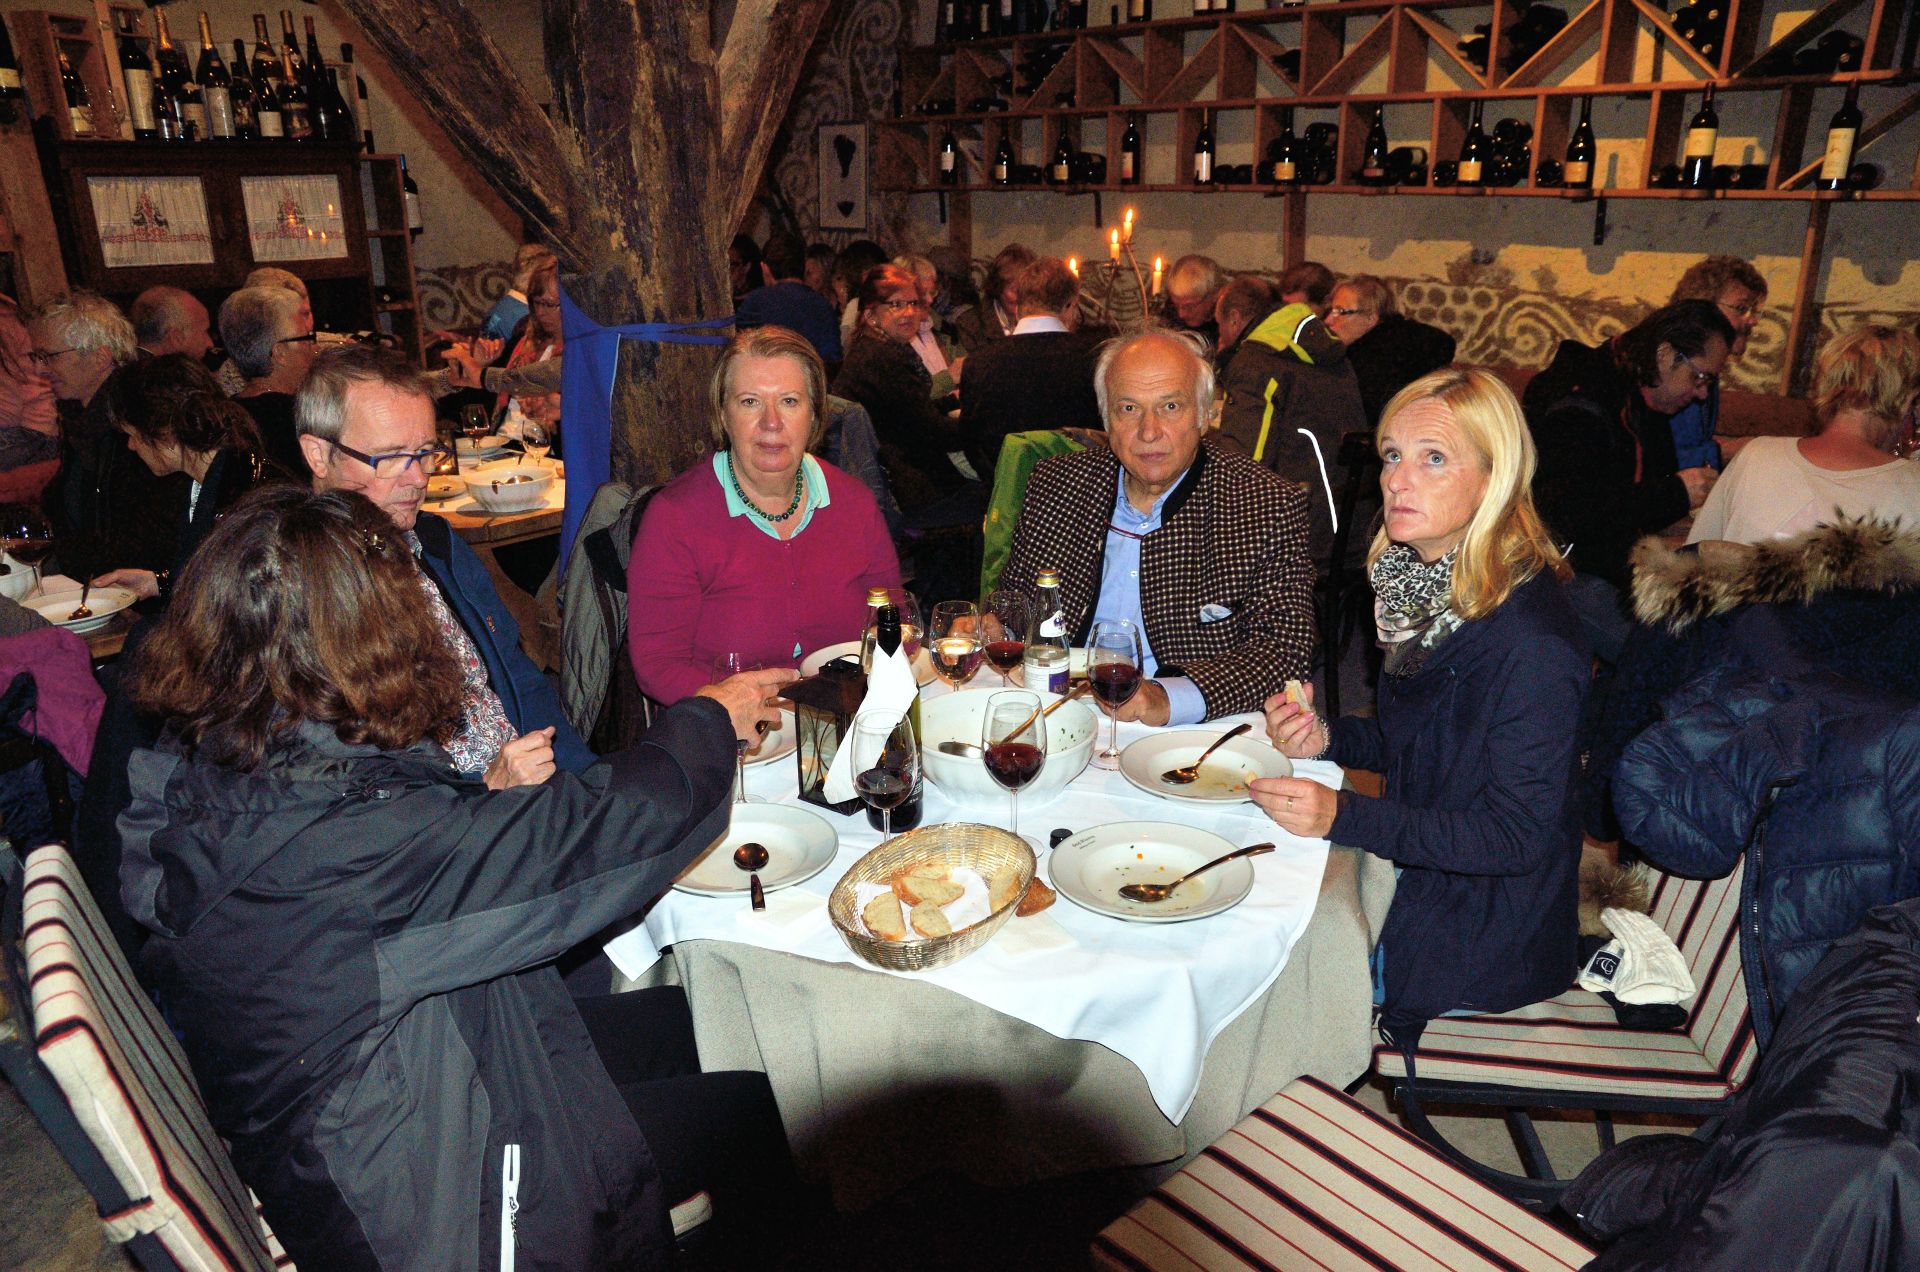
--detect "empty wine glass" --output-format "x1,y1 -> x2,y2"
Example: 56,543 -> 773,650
712,652 -> 757,803
927,600 -> 983,689
849,709 -> 919,841
983,690 -> 1048,843
520,420 -> 552,465
1087,618 -> 1143,770
859,590 -> 924,671
980,589 -> 1031,687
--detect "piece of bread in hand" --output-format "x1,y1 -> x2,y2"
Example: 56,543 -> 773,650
1282,679 -> 1312,713
893,861 -> 964,907
909,900 -> 952,939
987,864 -> 1025,912
1016,877 -> 1056,917
863,892 -> 907,941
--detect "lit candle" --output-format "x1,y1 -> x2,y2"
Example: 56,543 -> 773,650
1151,256 -> 1164,296
1122,207 -> 1135,241
1108,228 -> 1121,261
1067,255 -> 1079,277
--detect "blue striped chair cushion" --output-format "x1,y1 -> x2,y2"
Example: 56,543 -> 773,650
1093,1076 -> 1594,1271
1375,863 -> 1755,1101
22,845 -> 290,1270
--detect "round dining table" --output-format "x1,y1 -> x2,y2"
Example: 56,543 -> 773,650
605,677 -> 1395,1209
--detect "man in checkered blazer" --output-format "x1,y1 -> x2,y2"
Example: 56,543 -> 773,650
1002,329 -> 1316,723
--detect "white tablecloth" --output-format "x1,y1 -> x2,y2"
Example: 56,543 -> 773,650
606,700 -> 1338,1123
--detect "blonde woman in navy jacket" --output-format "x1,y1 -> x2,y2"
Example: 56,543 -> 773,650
1257,368 -> 1590,1034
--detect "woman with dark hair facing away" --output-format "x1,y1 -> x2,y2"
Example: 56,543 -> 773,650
1258,368 -> 1589,1035
119,485 -> 800,1269
92,354 -> 289,604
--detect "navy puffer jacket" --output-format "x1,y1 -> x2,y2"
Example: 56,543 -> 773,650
1614,663 -> 1920,1048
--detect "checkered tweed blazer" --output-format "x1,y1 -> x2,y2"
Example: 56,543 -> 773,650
1001,440 -> 1315,719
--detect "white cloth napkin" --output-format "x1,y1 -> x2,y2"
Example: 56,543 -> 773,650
822,644 -> 918,803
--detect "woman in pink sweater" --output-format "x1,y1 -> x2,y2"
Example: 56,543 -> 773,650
627,326 -> 902,705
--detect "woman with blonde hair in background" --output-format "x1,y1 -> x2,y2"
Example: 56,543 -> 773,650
1257,367 -> 1590,1032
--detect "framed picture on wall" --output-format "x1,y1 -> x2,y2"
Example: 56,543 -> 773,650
86,176 -> 215,269
818,122 -> 868,231
241,174 -> 351,262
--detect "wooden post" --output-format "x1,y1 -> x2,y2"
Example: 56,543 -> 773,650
1781,197 -> 1831,396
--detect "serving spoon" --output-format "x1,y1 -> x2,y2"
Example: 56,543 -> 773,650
1119,843 -> 1274,903
733,841 -> 769,911
67,580 -> 93,623
1160,722 -> 1252,784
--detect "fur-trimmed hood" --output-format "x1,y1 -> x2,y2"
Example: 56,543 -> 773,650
1630,516 -> 1920,633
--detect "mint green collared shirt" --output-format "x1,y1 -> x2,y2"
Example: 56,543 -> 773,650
712,451 -> 830,540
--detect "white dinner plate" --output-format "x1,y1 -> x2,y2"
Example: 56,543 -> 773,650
742,708 -> 797,768
1048,822 -> 1255,922
26,585 -> 138,634
425,475 -> 467,501
1118,729 -> 1292,804
800,640 -> 937,688
674,804 -> 839,896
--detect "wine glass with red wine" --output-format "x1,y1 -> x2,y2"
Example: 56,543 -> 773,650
849,709 -> 919,841
0,508 -> 56,593
1087,618 -> 1143,770
927,600 -> 982,689
983,690 -> 1048,843
981,589 -> 1031,687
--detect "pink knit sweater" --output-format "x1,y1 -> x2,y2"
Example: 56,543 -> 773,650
627,457 -> 902,704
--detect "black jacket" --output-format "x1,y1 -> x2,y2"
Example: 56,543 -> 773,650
44,370 -> 189,577
957,326 -> 1104,479
1614,662 -> 1920,1047
1523,338 -> 1698,588
1328,569 -> 1590,1028
119,700 -> 736,1271
1346,313 -> 1456,427
233,391 -> 311,483
831,330 -> 969,512
1564,897 -> 1920,1270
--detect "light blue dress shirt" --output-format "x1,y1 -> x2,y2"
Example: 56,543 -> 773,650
1091,465 -> 1208,726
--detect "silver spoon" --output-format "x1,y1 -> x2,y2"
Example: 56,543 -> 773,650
67,579 -> 93,622
1160,722 -> 1252,784
938,740 -> 985,759
733,841 -> 769,911
1119,843 -> 1274,903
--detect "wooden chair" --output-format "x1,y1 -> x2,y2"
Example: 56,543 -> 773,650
0,841 -> 290,1270
1373,861 -> 1757,1207
1092,1075 -> 1594,1271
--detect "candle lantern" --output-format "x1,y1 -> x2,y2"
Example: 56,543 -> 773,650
789,661 -> 868,815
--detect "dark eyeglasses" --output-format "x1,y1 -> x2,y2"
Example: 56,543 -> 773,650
1676,354 -> 1719,390
878,298 -> 926,313
327,439 -> 452,479
276,332 -> 320,346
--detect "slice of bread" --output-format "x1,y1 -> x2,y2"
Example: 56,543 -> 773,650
987,865 -> 1024,913
909,900 -> 952,939
1283,679 -> 1312,713
893,861 -> 964,907
863,892 -> 907,941
1016,878 -> 1057,917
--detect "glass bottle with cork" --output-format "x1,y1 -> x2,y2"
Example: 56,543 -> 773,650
1022,567 -> 1071,695
866,604 -> 923,832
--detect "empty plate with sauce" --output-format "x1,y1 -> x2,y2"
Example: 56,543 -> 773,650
1117,729 -> 1292,804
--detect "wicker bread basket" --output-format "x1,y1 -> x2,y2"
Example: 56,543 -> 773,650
828,823 -> 1035,972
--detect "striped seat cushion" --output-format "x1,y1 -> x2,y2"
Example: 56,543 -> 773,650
1375,863 -> 1755,1102
22,845 -> 290,1270
1093,1076 -> 1594,1271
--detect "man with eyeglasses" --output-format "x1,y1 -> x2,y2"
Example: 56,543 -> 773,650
1523,300 -> 1735,660
220,285 -> 321,480
1668,255 -> 1770,470
30,291 -> 188,576
297,344 -> 593,789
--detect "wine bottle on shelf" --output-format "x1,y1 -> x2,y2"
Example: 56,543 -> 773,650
1195,0 -> 1213,14
196,14 -> 234,139
303,19 -> 345,141
1127,0 -> 1150,20
938,127 -> 960,184
991,132 -> 1014,184
1682,84 -> 1717,189
57,44 -> 94,137
978,0 -> 995,38
1119,114 -> 1141,184
345,44 -> 374,149
118,13 -> 158,140
400,153 -> 423,233
0,18 -> 24,104
279,10 -> 305,79
1065,0 -> 1088,28
250,15 -> 280,87
1564,95 -> 1595,189
1456,100 -> 1487,186
1272,106 -> 1299,183
940,0 -> 958,41
1192,108 -> 1215,184
1816,82 -> 1861,192
154,9 -> 201,139
998,0 -> 1017,35
1050,133 -> 1073,183
229,40 -> 257,138
1359,106 -> 1388,184
252,40 -> 284,138
278,47 -> 312,139
337,43 -> 362,145
151,70 -> 185,141
321,68 -> 353,144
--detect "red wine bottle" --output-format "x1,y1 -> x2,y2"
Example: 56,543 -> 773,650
1564,95 -> 1595,189
1682,84 -> 1718,189
117,13 -> 157,139
1816,82 -> 1861,192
